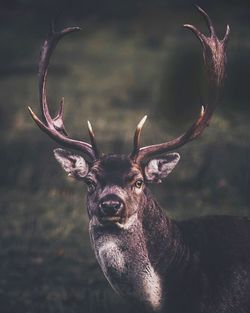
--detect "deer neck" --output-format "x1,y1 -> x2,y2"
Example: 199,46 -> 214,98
142,191 -> 191,274
89,190 -> 191,312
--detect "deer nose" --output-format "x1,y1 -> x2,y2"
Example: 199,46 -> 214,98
99,195 -> 124,216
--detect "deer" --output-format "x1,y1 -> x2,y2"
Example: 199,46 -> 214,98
28,6 -> 250,313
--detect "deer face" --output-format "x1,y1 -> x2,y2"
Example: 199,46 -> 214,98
54,149 -> 180,228
86,154 -> 147,228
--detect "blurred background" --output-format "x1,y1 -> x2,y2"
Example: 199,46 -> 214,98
1,0 -> 250,312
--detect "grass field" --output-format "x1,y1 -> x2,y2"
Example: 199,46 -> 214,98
1,4 -> 250,312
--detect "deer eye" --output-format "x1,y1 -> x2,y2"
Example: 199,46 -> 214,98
134,179 -> 143,189
85,178 -> 96,193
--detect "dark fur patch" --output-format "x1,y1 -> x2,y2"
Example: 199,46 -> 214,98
91,154 -> 141,186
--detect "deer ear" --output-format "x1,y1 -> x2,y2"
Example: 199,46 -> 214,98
144,153 -> 180,183
53,148 -> 89,179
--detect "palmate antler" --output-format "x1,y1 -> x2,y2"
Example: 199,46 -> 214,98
131,6 -> 230,163
28,23 -> 100,161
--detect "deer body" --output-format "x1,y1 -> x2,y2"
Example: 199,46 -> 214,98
29,7 -> 250,313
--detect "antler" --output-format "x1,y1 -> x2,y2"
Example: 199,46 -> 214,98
131,6 -> 230,163
28,23 -> 99,161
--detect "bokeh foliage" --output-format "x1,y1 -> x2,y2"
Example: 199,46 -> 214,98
0,1 -> 250,312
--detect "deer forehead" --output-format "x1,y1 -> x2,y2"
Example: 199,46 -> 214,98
90,154 -> 142,185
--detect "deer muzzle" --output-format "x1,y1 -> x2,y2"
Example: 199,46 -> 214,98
98,194 -> 125,224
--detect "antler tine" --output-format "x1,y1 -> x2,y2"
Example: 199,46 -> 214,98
195,5 -> 215,36
87,121 -> 101,158
29,24 -> 99,161
130,115 -> 147,159
223,25 -> 230,44
133,7 -> 229,163
52,97 -> 68,136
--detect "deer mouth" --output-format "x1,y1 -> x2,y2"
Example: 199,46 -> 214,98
99,216 -> 125,225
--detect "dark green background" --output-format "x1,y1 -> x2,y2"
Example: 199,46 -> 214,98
1,1 -> 250,312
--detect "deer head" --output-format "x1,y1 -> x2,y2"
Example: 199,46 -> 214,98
28,6 -> 229,229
